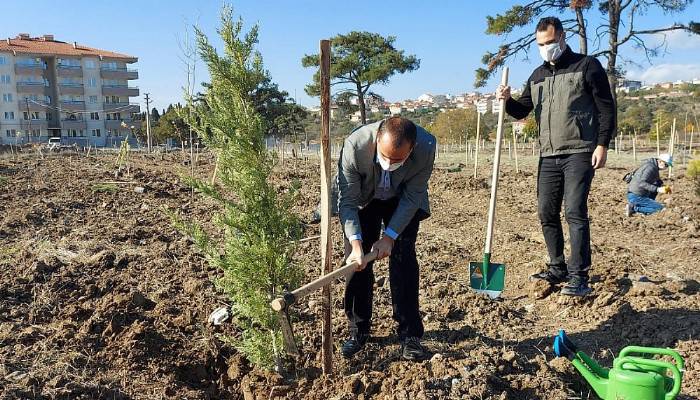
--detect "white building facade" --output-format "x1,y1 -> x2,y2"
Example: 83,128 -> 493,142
0,34 -> 139,147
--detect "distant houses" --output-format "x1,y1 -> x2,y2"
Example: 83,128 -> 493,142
306,77 -> 698,123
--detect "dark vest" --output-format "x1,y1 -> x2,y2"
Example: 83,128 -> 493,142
530,47 -> 599,156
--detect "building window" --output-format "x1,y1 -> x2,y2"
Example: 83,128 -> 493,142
4,112 -> 14,120
0,56 -> 6,65
57,58 -> 81,68
85,60 -> 96,69
46,112 -> 52,121
6,129 -> 16,137
0,75 -> 10,84
92,128 -> 101,137
2,93 -> 12,102
106,112 -> 122,120
102,61 -> 118,70
89,95 -> 98,103
23,111 -> 40,120
31,129 -> 41,137
87,78 -> 97,87
90,112 -> 99,120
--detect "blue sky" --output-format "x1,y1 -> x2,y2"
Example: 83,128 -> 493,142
2,0 -> 699,111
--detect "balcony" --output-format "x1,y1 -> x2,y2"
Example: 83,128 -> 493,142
100,68 -> 138,80
59,83 -> 85,95
15,63 -> 46,75
61,119 -> 87,130
18,100 -> 50,112
20,120 -> 49,130
102,85 -> 139,97
56,65 -> 83,78
103,102 -> 140,113
105,119 -> 137,130
59,101 -> 86,112
16,82 -> 51,95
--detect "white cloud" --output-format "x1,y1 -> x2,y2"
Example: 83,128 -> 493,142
626,63 -> 700,84
649,30 -> 700,51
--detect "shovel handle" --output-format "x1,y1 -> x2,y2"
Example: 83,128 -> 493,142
484,67 -> 509,255
271,250 -> 378,311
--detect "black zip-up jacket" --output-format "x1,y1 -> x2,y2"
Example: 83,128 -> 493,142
505,46 -> 616,156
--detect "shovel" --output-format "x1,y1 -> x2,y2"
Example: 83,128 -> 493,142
469,66 -> 508,299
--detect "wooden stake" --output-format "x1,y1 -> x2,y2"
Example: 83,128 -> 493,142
656,122 -> 660,156
632,130 -> 637,163
512,126 -> 519,173
669,118 -> 676,179
318,39 -> 333,375
473,111 -> 481,179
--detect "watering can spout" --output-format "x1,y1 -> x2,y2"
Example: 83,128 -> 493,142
572,357 -> 609,399
553,330 -> 610,399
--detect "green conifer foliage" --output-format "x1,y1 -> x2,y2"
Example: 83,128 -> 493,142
177,6 -> 303,368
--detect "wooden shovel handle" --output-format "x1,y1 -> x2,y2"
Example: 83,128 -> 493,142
271,250 -> 378,311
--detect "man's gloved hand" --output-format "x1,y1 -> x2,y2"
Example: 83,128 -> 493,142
371,236 -> 394,260
657,185 -> 672,194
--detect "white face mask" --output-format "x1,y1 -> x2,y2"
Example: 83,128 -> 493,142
377,152 -> 405,172
539,40 -> 563,63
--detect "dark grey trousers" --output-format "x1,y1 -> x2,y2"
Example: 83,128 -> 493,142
537,152 -> 595,279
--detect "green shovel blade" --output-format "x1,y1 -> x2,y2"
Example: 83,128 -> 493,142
469,253 -> 505,299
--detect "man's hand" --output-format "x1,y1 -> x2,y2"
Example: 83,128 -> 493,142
348,240 -> 366,271
371,236 -> 394,261
496,85 -> 511,101
591,145 -> 607,169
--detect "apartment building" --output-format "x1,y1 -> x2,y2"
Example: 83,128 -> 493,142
0,33 -> 139,147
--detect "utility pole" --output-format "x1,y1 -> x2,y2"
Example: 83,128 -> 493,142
144,93 -> 152,153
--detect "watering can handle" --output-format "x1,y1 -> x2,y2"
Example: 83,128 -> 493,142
617,357 -> 682,400
619,346 -> 685,374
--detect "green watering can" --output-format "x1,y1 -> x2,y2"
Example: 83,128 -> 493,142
553,330 -> 685,400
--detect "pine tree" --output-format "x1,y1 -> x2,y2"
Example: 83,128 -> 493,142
176,6 -> 303,368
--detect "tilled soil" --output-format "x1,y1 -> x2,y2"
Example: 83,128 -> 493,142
0,151 -> 698,400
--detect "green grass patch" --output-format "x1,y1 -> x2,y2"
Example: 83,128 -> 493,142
91,183 -> 119,193
0,176 -> 7,187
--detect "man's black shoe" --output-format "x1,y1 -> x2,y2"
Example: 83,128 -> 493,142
529,270 -> 568,285
341,334 -> 369,359
401,337 -> 428,361
561,276 -> 592,297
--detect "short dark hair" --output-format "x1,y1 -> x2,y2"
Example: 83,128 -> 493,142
378,116 -> 417,149
535,17 -> 563,34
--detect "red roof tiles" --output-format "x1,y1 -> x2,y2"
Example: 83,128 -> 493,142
0,34 -> 136,62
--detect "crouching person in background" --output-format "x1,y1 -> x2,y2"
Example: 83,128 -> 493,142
625,153 -> 673,216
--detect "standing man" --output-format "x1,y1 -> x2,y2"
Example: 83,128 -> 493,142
496,17 -> 616,296
338,116 -> 436,360
625,153 -> 673,216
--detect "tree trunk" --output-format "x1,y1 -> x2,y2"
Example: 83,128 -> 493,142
606,0 -> 621,105
575,7 -> 588,55
356,82 -> 367,124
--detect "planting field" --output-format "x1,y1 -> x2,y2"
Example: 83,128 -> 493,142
0,150 -> 698,399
